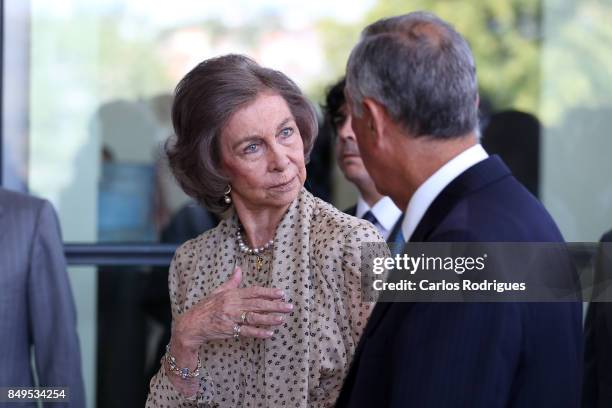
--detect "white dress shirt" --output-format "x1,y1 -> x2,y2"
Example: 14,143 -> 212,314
356,195 -> 402,240
401,144 -> 489,242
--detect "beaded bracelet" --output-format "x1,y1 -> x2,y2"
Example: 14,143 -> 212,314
165,344 -> 202,380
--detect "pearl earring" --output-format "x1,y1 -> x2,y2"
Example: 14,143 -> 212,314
224,185 -> 232,204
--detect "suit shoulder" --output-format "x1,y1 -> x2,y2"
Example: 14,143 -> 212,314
0,188 -> 48,213
436,177 -> 564,242
0,189 -> 57,238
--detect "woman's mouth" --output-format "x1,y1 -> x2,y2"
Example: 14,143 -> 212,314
269,176 -> 297,192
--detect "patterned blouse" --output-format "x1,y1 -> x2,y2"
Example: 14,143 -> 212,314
146,188 -> 387,407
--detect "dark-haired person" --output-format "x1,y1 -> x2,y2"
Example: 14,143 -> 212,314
0,187 -> 85,407
145,54 -> 387,407
336,12 -> 582,408
324,78 -> 403,244
583,229 -> 612,408
482,110 -> 541,197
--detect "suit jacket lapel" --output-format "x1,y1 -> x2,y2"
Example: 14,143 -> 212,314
0,199 -> 8,247
0,195 -> 5,235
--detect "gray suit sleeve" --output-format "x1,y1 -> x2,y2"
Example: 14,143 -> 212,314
27,201 -> 86,407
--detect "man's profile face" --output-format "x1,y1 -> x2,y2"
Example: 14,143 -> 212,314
334,104 -> 372,187
346,100 -> 385,191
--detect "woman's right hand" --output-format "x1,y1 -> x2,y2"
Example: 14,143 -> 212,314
170,266 -> 293,359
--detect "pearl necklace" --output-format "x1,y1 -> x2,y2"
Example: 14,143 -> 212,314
236,229 -> 274,255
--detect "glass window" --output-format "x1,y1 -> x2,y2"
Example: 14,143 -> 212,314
3,1 -> 612,406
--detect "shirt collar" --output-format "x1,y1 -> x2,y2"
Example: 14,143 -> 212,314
356,195 -> 402,232
371,196 -> 402,231
355,196 -> 370,219
401,144 -> 489,242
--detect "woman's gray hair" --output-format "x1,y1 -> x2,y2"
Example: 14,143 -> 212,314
346,11 -> 479,138
167,54 -> 318,214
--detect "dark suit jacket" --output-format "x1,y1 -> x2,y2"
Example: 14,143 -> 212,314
583,230 -> 612,408
0,188 -> 85,407
343,204 -> 357,217
336,156 -> 583,408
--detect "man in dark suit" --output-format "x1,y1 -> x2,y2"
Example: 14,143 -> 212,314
0,187 -> 85,407
583,229 -> 612,407
336,12 -> 582,407
324,77 -> 403,244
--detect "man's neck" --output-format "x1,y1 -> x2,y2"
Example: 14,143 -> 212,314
356,180 -> 384,208
391,133 -> 478,209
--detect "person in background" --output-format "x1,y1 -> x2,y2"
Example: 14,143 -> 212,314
583,228 -> 612,408
324,77 -> 403,244
481,110 -> 541,198
0,187 -> 85,407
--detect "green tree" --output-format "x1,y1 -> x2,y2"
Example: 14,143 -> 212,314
317,0 -> 542,115
316,0 -> 612,126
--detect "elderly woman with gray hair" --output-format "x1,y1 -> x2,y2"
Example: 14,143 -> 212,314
145,54 -> 386,407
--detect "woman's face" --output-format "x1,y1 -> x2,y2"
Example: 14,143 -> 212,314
219,92 -> 307,211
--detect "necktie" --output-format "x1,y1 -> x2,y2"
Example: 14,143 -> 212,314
392,229 -> 406,256
362,210 -> 378,226
362,210 -> 387,239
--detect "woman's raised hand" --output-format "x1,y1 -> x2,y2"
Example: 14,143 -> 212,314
171,266 -> 293,355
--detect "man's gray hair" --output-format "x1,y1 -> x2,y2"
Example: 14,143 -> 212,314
346,11 -> 479,138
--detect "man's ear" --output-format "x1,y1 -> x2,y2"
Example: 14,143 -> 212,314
362,97 -> 389,147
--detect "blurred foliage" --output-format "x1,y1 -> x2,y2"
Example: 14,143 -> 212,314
316,0 -> 542,116
538,1 -> 612,123
97,17 -> 173,101
32,16 -> 173,104
30,0 -> 612,126
315,0 -> 612,125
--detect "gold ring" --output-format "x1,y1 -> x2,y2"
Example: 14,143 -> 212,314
240,311 -> 249,324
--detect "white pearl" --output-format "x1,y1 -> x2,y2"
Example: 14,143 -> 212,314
236,228 -> 274,255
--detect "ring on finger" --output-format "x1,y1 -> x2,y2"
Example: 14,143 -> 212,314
240,311 -> 249,325
233,324 -> 241,340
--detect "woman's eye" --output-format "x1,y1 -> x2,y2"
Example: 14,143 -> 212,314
280,127 -> 294,138
244,143 -> 259,154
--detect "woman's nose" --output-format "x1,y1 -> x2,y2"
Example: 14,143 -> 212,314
267,144 -> 291,172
